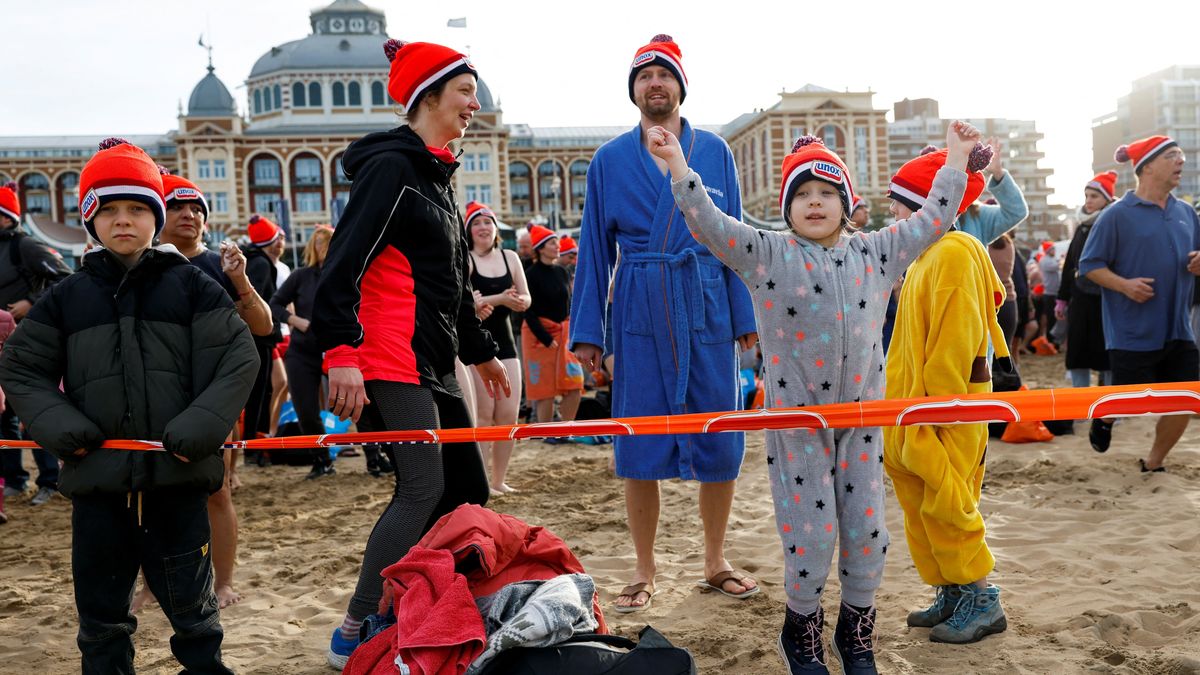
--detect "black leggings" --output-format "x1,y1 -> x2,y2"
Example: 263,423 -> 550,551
283,347 -> 327,467
243,341 -> 274,439
346,380 -> 488,619
996,300 -> 1017,348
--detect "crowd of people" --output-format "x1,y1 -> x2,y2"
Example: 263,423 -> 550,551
0,31 -> 1197,675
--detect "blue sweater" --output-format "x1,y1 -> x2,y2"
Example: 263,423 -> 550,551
956,171 -> 1028,245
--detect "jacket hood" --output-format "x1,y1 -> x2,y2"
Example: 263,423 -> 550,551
342,125 -> 458,181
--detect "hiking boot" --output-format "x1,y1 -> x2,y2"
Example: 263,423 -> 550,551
30,486 -> 56,506
1089,419 -> 1113,453
777,606 -> 828,674
832,603 -> 878,674
327,627 -> 359,670
929,584 -> 1007,644
906,585 -> 964,627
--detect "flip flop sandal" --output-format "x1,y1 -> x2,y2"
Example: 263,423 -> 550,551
697,570 -> 761,599
613,582 -> 654,613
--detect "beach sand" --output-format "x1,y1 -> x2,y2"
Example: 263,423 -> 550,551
2,355 -> 1199,674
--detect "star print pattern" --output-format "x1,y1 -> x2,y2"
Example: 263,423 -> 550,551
666,165 -> 965,610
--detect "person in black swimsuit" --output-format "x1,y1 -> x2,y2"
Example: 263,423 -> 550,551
465,201 -> 530,495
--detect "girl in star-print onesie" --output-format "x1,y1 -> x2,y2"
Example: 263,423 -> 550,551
648,120 -> 990,673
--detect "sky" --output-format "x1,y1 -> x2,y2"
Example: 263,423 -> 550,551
3,0 -> 1197,209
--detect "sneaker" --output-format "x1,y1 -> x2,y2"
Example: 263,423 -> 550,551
777,606 -> 828,674
327,626 -> 359,670
30,486 -> 56,506
929,584 -> 1007,644
1089,419 -> 1113,453
906,585 -> 963,627
3,485 -> 24,499
306,464 -> 336,480
832,603 -> 878,674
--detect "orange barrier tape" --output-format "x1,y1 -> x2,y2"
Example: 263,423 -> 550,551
2,382 -> 1198,453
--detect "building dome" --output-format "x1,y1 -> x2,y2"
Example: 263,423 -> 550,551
477,78 -> 498,113
249,0 -> 389,79
188,66 -> 236,116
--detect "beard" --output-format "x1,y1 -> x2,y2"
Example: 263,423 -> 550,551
636,92 -> 680,122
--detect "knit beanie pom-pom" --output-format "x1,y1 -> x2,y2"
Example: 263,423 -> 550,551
967,143 -> 994,173
98,137 -> 129,151
383,39 -> 407,62
157,164 -> 172,176
1104,170 -> 1118,179
791,135 -> 823,153
2,181 -> 16,192
650,34 -> 674,43
1113,145 -> 1130,163
919,144 -> 939,156
249,214 -> 262,224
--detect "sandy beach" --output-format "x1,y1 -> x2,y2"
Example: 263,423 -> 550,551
2,354 -> 1199,674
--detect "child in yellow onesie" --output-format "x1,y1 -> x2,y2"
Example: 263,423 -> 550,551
883,147 -> 1012,645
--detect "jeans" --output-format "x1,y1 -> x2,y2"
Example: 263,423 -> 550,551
71,490 -> 232,675
0,401 -> 59,490
1068,369 -> 1112,388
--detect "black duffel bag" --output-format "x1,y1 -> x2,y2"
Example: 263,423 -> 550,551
476,625 -> 696,675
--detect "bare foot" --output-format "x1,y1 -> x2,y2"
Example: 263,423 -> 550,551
215,584 -> 242,609
229,471 -> 243,492
131,585 -> 157,613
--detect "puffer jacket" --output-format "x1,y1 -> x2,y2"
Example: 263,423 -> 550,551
0,245 -> 258,497
313,125 -> 497,396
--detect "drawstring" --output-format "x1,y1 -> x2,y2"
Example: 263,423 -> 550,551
127,491 -> 143,527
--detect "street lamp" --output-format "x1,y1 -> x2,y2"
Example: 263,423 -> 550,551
550,175 -> 562,230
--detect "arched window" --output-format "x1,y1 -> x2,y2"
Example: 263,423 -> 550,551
56,171 -> 80,226
538,161 -> 566,225
308,82 -> 322,107
508,162 -> 532,216
272,84 -> 282,110
332,152 -> 351,220
248,154 -> 284,216
292,82 -> 306,107
254,89 -> 263,114
332,82 -> 346,107
19,172 -> 51,215
371,81 -> 385,106
569,160 -> 590,210
291,152 -> 324,213
348,81 -> 362,106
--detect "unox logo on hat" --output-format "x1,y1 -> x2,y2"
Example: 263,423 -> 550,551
813,161 -> 844,183
81,189 -> 100,222
171,187 -> 201,201
632,51 -> 656,68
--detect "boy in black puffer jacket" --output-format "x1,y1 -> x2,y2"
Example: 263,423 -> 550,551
0,138 -> 258,674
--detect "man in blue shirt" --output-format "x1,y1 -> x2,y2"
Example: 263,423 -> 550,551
1079,135 -> 1200,471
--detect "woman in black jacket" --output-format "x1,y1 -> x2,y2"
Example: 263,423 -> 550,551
270,225 -> 336,479
311,40 -> 509,669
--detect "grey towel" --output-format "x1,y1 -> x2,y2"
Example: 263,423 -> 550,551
467,573 -> 598,674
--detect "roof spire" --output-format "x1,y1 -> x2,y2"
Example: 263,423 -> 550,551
199,33 -> 214,73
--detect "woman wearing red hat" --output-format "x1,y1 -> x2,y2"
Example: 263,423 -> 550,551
311,39 -> 509,668
522,225 -> 584,429
464,201 -> 530,494
1056,172 -> 1117,397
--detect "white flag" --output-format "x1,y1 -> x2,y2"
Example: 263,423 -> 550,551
447,17 -> 467,28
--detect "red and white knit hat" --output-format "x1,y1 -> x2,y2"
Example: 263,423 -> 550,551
1114,136 -> 1178,174
528,224 -> 558,250
464,200 -> 496,231
779,136 -> 856,225
247,214 -> 282,247
850,196 -> 867,214
628,34 -> 687,103
0,181 -> 19,225
1086,170 -> 1118,202
383,39 -> 476,111
558,235 -> 578,255
78,138 -> 166,240
159,167 -> 209,221
887,144 -> 994,217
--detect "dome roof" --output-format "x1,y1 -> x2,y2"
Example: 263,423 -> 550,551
249,0 -> 388,79
477,78 -> 497,113
188,66 -> 236,116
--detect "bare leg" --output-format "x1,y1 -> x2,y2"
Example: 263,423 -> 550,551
131,571 -> 156,612
699,480 -> 756,593
209,451 -> 241,608
559,390 -> 581,423
535,399 -> 554,424
616,479 -> 660,609
268,357 -> 288,437
1145,415 -> 1189,470
485,358 -> 522,492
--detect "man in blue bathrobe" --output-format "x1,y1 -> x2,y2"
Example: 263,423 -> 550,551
570,34 -> 759,612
